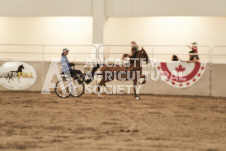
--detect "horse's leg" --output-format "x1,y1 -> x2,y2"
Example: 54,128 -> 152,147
97,78 -> 106,99
10,76 -> 13,83
134,70 -> 146,85
18,74 -> 20,83
139,72 -> 147,84
133,75 -> 140,100
104,84 -> 111,92
8,74 -> 11,83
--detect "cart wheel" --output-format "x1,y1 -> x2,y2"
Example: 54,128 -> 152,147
55,79 -> 71,98
70,80 -> 85,97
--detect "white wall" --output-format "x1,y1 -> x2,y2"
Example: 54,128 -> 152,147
103,17 -> 226,62
1,1 -> 226,62
104,17 -> 226,47
0,17 -> 93,61
1,0 -> 226,17
105,0 -> 226,17
0,17 -> 92,44
0,0 -> 92,16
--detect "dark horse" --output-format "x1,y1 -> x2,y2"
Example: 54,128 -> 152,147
7,64 -> 24,83
89,47 -> 149,100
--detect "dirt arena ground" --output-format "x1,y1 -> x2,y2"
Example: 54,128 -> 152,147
0,92 -> 225,151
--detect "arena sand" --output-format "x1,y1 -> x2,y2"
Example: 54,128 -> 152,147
0,92 -> 225,151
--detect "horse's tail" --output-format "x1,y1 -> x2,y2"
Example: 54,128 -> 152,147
86,64 -> 101,84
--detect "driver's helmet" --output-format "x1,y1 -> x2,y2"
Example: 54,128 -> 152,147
62,48 -> 69,52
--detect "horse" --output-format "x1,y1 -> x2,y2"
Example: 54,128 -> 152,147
89,47 -> 149,100
7,65 -> 24,83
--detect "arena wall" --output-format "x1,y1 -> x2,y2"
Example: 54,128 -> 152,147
1,60 -> 225,97
211,64 -> 226,97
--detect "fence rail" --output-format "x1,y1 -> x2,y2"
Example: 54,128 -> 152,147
0,44 -> 226,97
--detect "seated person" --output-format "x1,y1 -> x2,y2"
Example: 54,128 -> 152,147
60,48 -> 83,80
171,55 -> 179,61
187,42 -> 198,53
187,50 -> 200,63
187,42 -> 199,62
187,43 -> 200,63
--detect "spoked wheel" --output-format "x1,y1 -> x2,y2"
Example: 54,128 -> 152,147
55,79 -> 71,98
70,80 -> 85,97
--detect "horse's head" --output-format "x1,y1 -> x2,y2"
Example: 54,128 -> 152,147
18,65 -> 24,71
137,47 -> 150,64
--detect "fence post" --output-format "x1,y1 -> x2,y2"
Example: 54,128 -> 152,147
42,45 -> 45,85
209,46 -> 212,97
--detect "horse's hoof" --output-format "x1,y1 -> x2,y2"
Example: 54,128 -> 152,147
98,94 -> 104,99
135,97 -> 140,100
138,78 -> 146,84
141,80 -> 146,84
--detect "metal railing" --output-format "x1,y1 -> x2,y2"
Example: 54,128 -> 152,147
97,44 -> 211,62
97,44 -> 213,96
0,44 -> 97,84
212,46 -> 226,64
0,43 -> 226,97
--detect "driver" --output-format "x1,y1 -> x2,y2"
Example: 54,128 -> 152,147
60,48 -> 82,79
